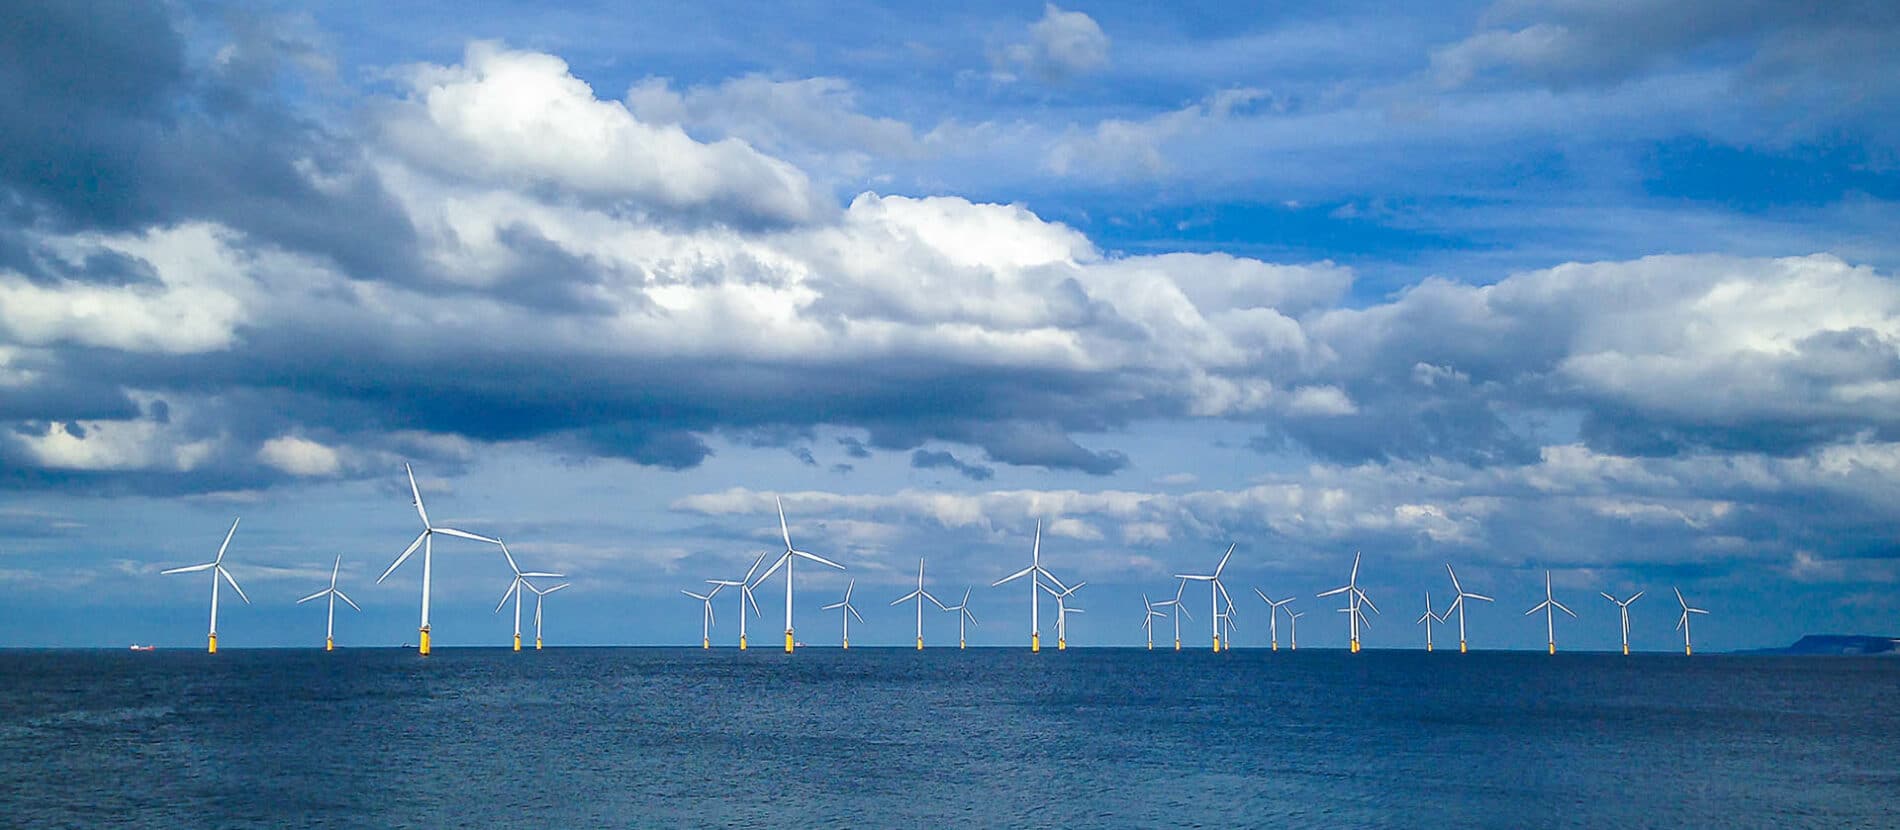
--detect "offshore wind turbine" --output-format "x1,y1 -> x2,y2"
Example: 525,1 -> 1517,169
682,585 -> 722,649
494,540 -> 563,652
161,518 -> 249,653
376,464 -> 503,656
1141,595 -> 1167,650
1443,564 -> 1493,654
1415,592 -> 1443,652
754,496 -> 846,653
821,579 -> 864,648
1044,581 -> 1085,650
991,520 -> 1070,653
1288,611 -> 1305,650
1317,552 -> 1376,653
1153,578 -> 1193,651
1174,544 -> 1236,652
527,581 -> 567,650
1600,590 -> 1645,655
706,552 -> 768,650
889,557 -> 945,650
296,555 -> 360,652
943,588 -> 978,649
1254,589 -> 1294,651
1524,571 -> 1577,654
1675,588 -> 1709,655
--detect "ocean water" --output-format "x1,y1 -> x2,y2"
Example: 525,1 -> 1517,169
2,648 -> 1896,828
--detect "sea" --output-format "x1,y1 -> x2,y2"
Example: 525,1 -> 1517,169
3,647 -> 1895,828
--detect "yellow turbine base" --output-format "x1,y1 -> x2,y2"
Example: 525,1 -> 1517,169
1213,635 -> 1222,653
1350,638 -> 1360,654
1685,644 -> 1693,656
535,637 -> 542,650
1031,633 -> 1041,653
916,637 -> 924,651
418,627 -> 431,656
702,637 -> 709,649
785,631 -> 795,653
1548,642 -> 1556,655
326,637 -> 334,652
1147,642 -> 1153,651
1058,638 -> 1066,651
739,635 -> 748,651
1460,640 -> 1468,654
514,634 -> 522,652
207,633 -> 218,654
1623,643 -> 1630,656
1174,639 -> 1181,652
843,638 -> 850,650
1427,643 -> 1433,652
1272,642 -> 1279,652
960,639 -> 966,650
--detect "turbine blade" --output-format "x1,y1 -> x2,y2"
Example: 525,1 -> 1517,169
1467,592 -> 1494,603
1445,563 -> 1462,593
1555,601 -> 1576,617
1215,543 -> 1234,576
298,589 -> 329,604
219,567 -> 250,604
794,549 -> 846,570
1316,585 -> 1350,598
1628,591 -> 1645,604
214,517 -> 241,564
745,550 -> 769,581
777,495 -> 794,551
821,601 -> 845,610
1600,592 -> 1617,603
162,562 -> 216,575
848,605 -> 865,623
497,580 -> 521,613
335,591 -> 361,612
499,541 -> 521,576
520,572 -> 564,579
379,532 -> 428,583
1525,602 -> 1546,616
744,586 -> 761,617
756,553 -> 789,584
406,463 -> 429,527
993,565 -> 1034,586
542,583 -> 569,595
434,526 -> 501,545
891,590 -> 921,606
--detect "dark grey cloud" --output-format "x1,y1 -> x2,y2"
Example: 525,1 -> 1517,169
910,449 -> 993,481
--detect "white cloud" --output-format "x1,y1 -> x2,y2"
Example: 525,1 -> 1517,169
257,436 -> 342,477
995,4 -> 1111,82
0,224 -> 249,354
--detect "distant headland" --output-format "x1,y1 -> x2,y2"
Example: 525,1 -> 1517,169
1738,635 -> 1899,656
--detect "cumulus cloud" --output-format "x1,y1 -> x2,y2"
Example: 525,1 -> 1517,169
994,4 -> 1111,83
257,435 -> 341,477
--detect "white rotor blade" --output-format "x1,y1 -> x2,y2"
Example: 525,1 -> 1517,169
1600,592 -> 1617,603
682,589 -> 711,601
1688,607 -> 1709,615
822,600 -> 846,610
379,531 -> 428,583
540,583 -> 569,595
213,518 -> 240,564
162,562 -> 216,575
744,585 -> 761,617
891,590 -> 921,606
498,540 -> 521,575
219,567 -> 250,604
496,580 -> 522,613
334,590 -> 361,612
848,605 -> 865,623
1214,543 -> 1234,576
520,571 -> 563,579
1356,591 -> 1380,614
993,565 -> 1034,586
776,496 -> 794,550
794,549 -> 845,570
1316,585 -> 1350,598
434,526 -> 500,545
1466,592 -> 1494,603
1525,602 -> 1547,616
297,588 -> 330,604
744,550 -> 769,581
1174,574 -> 1214,581
1628,591 -> 1645,604
755,552 -> 790,584
406,464 -> 429,527
1554,600 -> 1576,617
1038,567 -> 1070,594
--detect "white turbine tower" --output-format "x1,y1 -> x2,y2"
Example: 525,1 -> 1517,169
1043,581 -> 1085,650
1174,544 -> 1237,652
1443,564 -> 1493,654
296,555 -> 360,652
991,520 -> 1070,653
1524,571 -> 1577,654
1141,595 -> 1167,650
161,518 -> 249,654
494,540 -> 563,652
527,581 -> 567,649
943,588 -> 978,649
1254,589 -> 1294,651
1601,590 -> 1645,655
706,552 -> 768,650
1288,610 -> 1305,650
821,579 -> 864,649
683,584 -> 722,649
1416,592 -> 1443,652
889,557 -> 945,650
1317,552 -> 1377,653
376,464 -> 503,656
754,496 -> 846,653
1153,578 -> 1193,651
1675,588 -> 1709,655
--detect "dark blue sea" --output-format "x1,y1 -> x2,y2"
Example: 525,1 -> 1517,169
3,648 -> 1896,828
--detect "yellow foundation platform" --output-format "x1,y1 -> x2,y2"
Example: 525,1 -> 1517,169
418,627 -> 431,656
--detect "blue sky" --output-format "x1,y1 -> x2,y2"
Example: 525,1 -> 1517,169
2,1 -> 1898,651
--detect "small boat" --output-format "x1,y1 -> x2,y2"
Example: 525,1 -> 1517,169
128,644 -> 156,651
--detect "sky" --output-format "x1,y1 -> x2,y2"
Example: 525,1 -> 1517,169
3,0 -> 1899,651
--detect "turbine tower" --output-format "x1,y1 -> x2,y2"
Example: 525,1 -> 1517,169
1444,564 -> 1493,654
991,520 -> 1069,653
1141,595 -> 1167,650
706,552 -> 768,650
1174,544 -> 1236,652
1415,592 -> 1443,652
754,496 -> 846,653
1600,590 -> 1645,655
160,518 -> 249,654
377,464 -> 503,656
1524,571 -> 1577,654
1674,588 -> 1709,655
683,585 -> 721,649
1153,578 -> 1192,651
1044,581 -> 1085,650
1317,552 -> 1376,653
527,581 -> 567,650
943,588 -> 978,649
296,555 -> 360,652
1288,611 -> 1305,650
821,579 -> 863,648
494,540 -> 563,652
889,557 -> 945,650
1254,589 -> 1294,651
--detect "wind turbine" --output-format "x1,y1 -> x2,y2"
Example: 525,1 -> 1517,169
1218,595 -> 1239,650
494,540 -> 563,652
1675,588 -> 1709,655
296,555 -> 361,652
376,464 -> 503,656
706,552 -> 768,650
1317,552 -> 1377,653
1043,581 -> 1085,650
1153,578 -> 1193,651
1524,571 -> 1577,654
161,518 -> 249,654
889,557 -> 945,650
1141,595 -> 1167,650
821,579 -> 864,648
682,584 -> 722,649
1443,564 -> 1493,654
753,496 -> 846,653
991,520 -> 1070,653
1415,592 -> 1443,652
1254,589 -> 1294,651
1288,610 -> 1305,650
527,581 -> 568,650
943,588 -> 978,649
1600,590 -> 1645,655
1174,543 -> 1236,652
